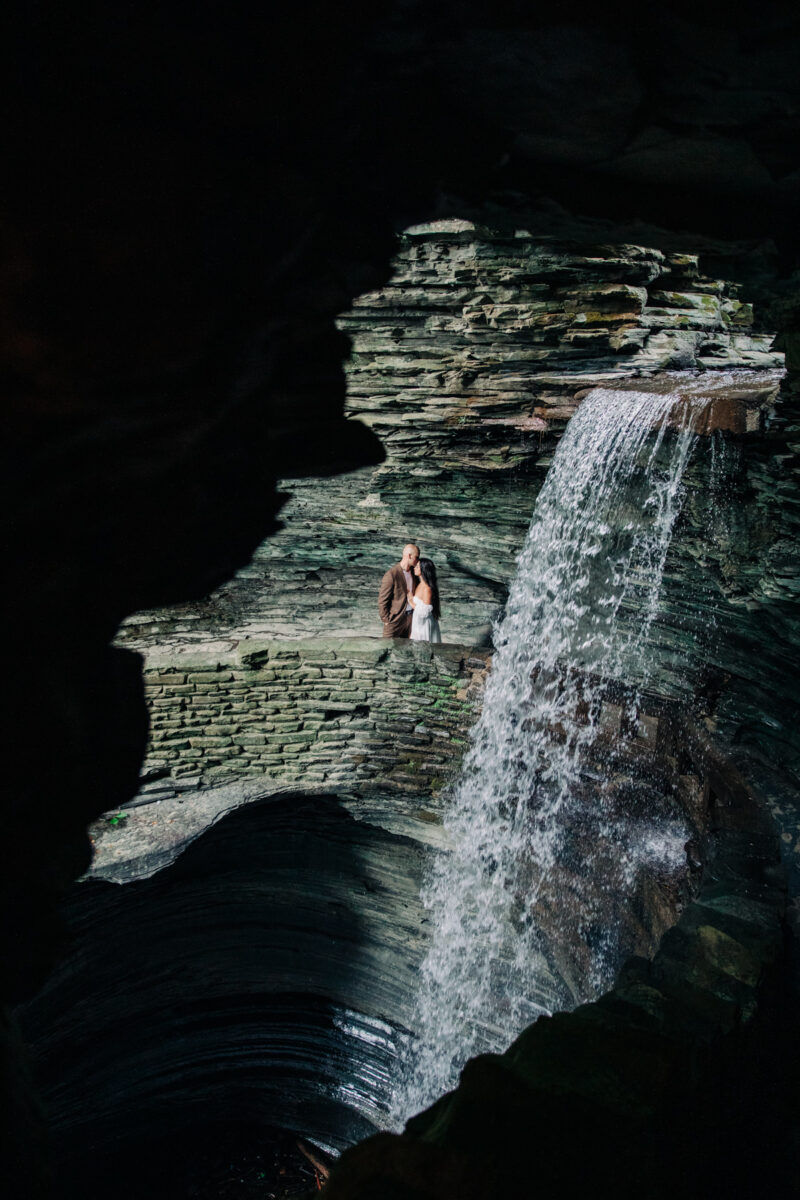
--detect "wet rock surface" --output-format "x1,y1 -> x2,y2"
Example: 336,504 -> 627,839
19,703 -> 791,1200
21,739 -> 699,1199
4,5 -> 800,1195
21,791 -> 433,1166
323,730 -> 794,1199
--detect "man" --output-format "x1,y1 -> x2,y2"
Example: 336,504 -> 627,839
378,543 -> 420,638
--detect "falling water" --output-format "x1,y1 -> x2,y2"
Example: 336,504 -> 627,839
391,388 -> 701,1124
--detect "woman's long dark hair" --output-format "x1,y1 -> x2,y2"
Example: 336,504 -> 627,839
417,557 -> 441,620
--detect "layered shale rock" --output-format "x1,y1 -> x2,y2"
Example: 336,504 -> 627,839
22,692 -> 722,1197
20,701 -> 789,1199
5,6 -> 800,1197
94,230 -> 799,1200
341,222 -> 779,460
118,225 -> 784,650
24,793 -> 435,1159
323,731 -> 791,1200
116,224 -> 797,782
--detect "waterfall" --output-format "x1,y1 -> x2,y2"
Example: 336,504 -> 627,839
391,388 -> 700,1125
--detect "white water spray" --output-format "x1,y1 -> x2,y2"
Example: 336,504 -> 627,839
391,388 -> 700,1124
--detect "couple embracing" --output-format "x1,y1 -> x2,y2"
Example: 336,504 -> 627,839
378,543 -> 442,643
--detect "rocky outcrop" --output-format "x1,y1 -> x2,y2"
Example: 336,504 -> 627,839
117,227 -> 784,651
92,219 -> 799,1198
342,223 -> 779,467
19,696 -> 709,1188
20,789 -> 432,1194
19,704 -> 788,1198
115,225 -> 796,783
5,5 -> 800,1196
324,736 -> 791,1199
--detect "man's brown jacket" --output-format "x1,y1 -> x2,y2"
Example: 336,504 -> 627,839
378,564 -> 416,637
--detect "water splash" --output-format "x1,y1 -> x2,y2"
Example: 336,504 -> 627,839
391,388 -> 700,1124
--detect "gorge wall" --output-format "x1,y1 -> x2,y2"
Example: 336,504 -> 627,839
21,678 -> 790,1199
115,222 -> 798,789
24,655 -> 752,1192
119,224 -> 783,650
57,225 -> 794,1194
6,5 -> 800,1196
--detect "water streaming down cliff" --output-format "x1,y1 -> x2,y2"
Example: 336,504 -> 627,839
391,388 -> 702,1124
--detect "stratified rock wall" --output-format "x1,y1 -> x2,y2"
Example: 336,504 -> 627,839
6,8 -> 800,1197
21,700 -> 788,1199
118,224 -> 783,650
22,702 -> 708,1184
342,222 -> 778,469
22,792 -> 435,1161
115,226 -> 799,774
133,639 -> 485,797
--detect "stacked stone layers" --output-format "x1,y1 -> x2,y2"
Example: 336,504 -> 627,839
138,639 -> 486,797
341,222 -> 779,470
117,227 -> 783,652
114,228 -> 798,781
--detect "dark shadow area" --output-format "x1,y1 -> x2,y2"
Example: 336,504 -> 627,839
18,794 -> 424,1193
59,1122 -> 322,1200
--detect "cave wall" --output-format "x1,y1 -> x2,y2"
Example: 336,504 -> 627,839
20,705 -> 790,1199
21,791 -> 434,1173
5,2 -> 800,1195
21,690 -> 716,1194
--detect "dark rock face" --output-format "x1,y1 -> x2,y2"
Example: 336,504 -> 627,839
4,3 -> 800,1195
19,700 -> 703,1195
18,712 -> 790,1199
20,793 -> 431,1172
324,739 -> 793,1200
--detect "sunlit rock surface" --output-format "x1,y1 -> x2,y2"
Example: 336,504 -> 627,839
115,227 -> 797,787
118,228 -> 784,651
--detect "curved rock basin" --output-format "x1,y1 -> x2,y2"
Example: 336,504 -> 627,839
20,794 -> 427,1166
19,748 -> 699,1195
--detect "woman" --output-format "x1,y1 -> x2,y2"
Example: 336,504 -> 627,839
408,557 -> 442,643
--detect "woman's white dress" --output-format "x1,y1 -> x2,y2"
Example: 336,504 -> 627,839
410,600 -> 442,643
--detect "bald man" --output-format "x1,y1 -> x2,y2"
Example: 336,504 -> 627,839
378,544 -> 420,638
